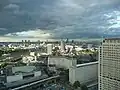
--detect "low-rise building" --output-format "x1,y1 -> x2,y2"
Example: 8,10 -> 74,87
0,66 -> 42,83
69,61 -> 98,84
47,44 -> 53,55
48,56 -> 76,69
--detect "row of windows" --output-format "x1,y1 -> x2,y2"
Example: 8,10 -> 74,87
102,73 -> 120,80
102,60 -> 120,64
103,44 -> 120,46
101,64 -> 120,69
103,50 -> 120,52
100,68 -> 120,80
102,64 -> 120,69
99,76 -> 120,90
103,44 -> 120,45
103,48 -> 120,50
103,40 -> 120,43
103,54 -> 120,56
103,55 -> 120,58
102,57 -> 120,60
103,50 -> 120,51
102,60 -> 120,63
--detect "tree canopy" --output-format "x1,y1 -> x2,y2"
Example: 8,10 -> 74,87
81,84 -> 88,90
73,81 -> 81,89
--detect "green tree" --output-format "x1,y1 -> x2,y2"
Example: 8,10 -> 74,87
0,63 -> 7,68
0,50 -> 3,56
81,84 -> 88,90
73,81 -> 81,89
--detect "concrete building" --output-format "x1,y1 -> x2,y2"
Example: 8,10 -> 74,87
48,56 -> 98,89
47,44 -> 53,55
60,40 -> 65,52
6,66 -> 41,83
7,75 -> 23,83
48,56 -> 76,69
6,71 -> 42,83
69,62 -> 98,84
99,38 -> 120,90
12,66 -> 36,74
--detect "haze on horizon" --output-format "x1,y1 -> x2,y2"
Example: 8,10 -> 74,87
0,0 -> 120,41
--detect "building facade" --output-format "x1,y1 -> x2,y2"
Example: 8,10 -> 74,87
47,44 -> 53,55
99,38 -> 120,90
69,62 -> 98,84
48,56 -> 76,69
60,40 -> 65,52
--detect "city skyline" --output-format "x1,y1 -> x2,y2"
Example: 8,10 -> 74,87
0,0 -> 120,41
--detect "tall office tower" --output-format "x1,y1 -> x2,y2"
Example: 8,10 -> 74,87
66,38 -> 69,43
22,40 -> 24,44
24,40 -> 27,46
37,40 -> 40,45
28,40 -> 30,45
61,39 -> 65,52
25,40 -> 27,43
99,38 -> 120,90
47,44 -> 53,55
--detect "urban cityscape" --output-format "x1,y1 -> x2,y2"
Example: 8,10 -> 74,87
0,39 -> 98,90
0,0 -> 120,90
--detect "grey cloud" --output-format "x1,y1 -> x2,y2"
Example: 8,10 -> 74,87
0,28 -> 8,31
0,0 -> 9,11
0,0 -> 120,40
4,4 -> 19,9
9,0 -> 29,3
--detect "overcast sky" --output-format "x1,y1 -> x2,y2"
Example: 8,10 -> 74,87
0,0 -> 120,41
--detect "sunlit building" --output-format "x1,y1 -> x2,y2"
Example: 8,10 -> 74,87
47,44 -> 53,55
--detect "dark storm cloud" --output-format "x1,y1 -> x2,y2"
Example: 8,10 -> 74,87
0,0 -> 120,40
0,0 -> 9,11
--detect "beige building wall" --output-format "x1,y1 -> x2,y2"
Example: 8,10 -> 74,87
69,62 -> 98,84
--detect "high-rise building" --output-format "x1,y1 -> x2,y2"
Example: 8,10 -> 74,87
61,39 -> 65,52
37,40 -> 40,45
25,40 -> 27,43
99,38 -> 120,90
28,40 -> 30,45
22,40 -> 24,43
66,38 -> 69,43
47,44 -> 53,55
